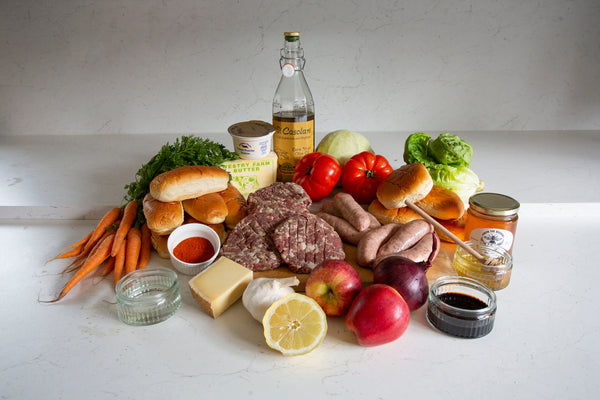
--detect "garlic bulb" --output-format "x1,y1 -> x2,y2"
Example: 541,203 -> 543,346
242,277 -> 300,322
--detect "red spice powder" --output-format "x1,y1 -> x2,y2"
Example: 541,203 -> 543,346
173,236 -> 215,264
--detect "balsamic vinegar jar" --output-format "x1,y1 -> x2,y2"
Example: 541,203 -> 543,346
426,276 -> 497,339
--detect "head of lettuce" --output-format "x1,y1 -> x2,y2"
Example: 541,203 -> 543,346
403,132 -> 483,206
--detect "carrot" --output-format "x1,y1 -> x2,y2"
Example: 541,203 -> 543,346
62,229 -> 113,274
83,207 -> 121,254
111,201 -> 138,257
137,224 -> 152,270
46,231 -> 93,263
113,238 -> 127,286
124,227 -> 142,274
47,242 -> 86,263
42,233 -> 115,303
102,256 -> 116,277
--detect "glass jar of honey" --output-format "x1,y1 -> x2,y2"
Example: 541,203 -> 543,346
464,193 -> 520,253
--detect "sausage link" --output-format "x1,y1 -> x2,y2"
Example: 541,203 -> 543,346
356,223 -> 401,267
398,232 -> 435,263
334,192 -> 373,232
316,212 -> 366,245
376,219 -> 433,257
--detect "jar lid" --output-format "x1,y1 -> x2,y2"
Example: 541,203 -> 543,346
227,120 -> 274,138
469,193 -> 520,216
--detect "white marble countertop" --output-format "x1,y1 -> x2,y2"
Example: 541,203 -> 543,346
1,131 -> 600,399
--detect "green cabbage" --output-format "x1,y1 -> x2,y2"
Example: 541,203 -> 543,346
316,129 -> 373,165
403,132 -> 433,166
428,133 -> 472,167
428,164 -> 484,206
404,132 -> 472,167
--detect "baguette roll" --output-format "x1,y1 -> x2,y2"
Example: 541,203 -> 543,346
150,231 -> 170,259
143,193 -> 184,235
183,193 -> 228,224
218,184 -> 248,230
149,165 -> 229,202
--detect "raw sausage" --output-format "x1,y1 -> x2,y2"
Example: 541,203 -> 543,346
334,192 -> 373,232
397,232 -> 436,263
317,212 -> 366,245
376,219 -> 433,258
356,223 -> 401,267
321,200 -> 380,229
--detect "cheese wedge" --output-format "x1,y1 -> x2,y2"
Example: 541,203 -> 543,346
188,256 -> 253,318
220,152 -> 277,197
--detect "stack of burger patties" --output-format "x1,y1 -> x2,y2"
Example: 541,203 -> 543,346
143,165 -> 248,258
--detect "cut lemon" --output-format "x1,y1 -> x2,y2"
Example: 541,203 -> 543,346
262,293 -> 327,356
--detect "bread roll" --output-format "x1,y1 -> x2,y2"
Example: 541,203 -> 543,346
218,184 -> 248,229
368,199 -> 423,225
376,163 -> 433,209
149,165 -> 229,202
415,185 -> 465,220
150,231 -> 170,259
143,193 -> 184,235
434,214 -> 466,243
183,193 -> 228,224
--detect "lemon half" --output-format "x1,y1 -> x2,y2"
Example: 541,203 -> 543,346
262,293 -> 327,356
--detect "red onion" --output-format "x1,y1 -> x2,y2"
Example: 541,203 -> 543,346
373,256 -> 429,311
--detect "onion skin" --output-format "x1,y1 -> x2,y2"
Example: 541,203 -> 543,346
373,256 -> 429,311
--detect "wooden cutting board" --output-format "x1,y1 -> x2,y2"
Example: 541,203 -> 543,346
254,242 -> 458,292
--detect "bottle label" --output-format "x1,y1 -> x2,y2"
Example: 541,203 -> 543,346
272,119 -> 314,182
468,228 -> 513,251
281,63 -> 295,77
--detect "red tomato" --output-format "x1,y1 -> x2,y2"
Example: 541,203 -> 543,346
293,152 -> 341,201
341,151 -> 393,204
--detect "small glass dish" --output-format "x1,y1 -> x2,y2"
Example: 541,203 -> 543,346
453,241 -> 513,290
116,267 -> 181,326
167,223 -> 221,275
426,276 -> 497,339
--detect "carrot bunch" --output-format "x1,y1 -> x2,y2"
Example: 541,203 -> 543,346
43,200 -> 152,303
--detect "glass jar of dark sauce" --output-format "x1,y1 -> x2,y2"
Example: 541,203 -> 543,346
426,276 -> 497,339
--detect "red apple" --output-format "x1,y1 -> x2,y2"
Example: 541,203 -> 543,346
305,259 -> 362,317
345,284 -> 410,346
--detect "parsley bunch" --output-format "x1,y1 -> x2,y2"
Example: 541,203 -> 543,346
124,135 -> 239,225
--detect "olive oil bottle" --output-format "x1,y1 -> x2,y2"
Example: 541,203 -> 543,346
272,32 -> 315,182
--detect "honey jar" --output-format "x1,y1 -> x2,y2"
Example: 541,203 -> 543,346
464,193 -> 520,252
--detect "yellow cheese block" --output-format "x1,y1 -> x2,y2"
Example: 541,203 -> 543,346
188,256 -> 253,318
220,152 -> 277,196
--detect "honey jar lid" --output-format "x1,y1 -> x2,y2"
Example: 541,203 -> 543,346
468,193 -> 520,216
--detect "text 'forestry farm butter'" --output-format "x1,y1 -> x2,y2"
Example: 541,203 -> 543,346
220,152 -> 277,196
188,256 -> 253,318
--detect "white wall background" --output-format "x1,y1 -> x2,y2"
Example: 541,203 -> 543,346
1,0 -> 599,137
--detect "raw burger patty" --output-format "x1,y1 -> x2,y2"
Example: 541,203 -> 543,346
220,214 -> 282,271
273,213 -> 345,274
247,182 -> 311,214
